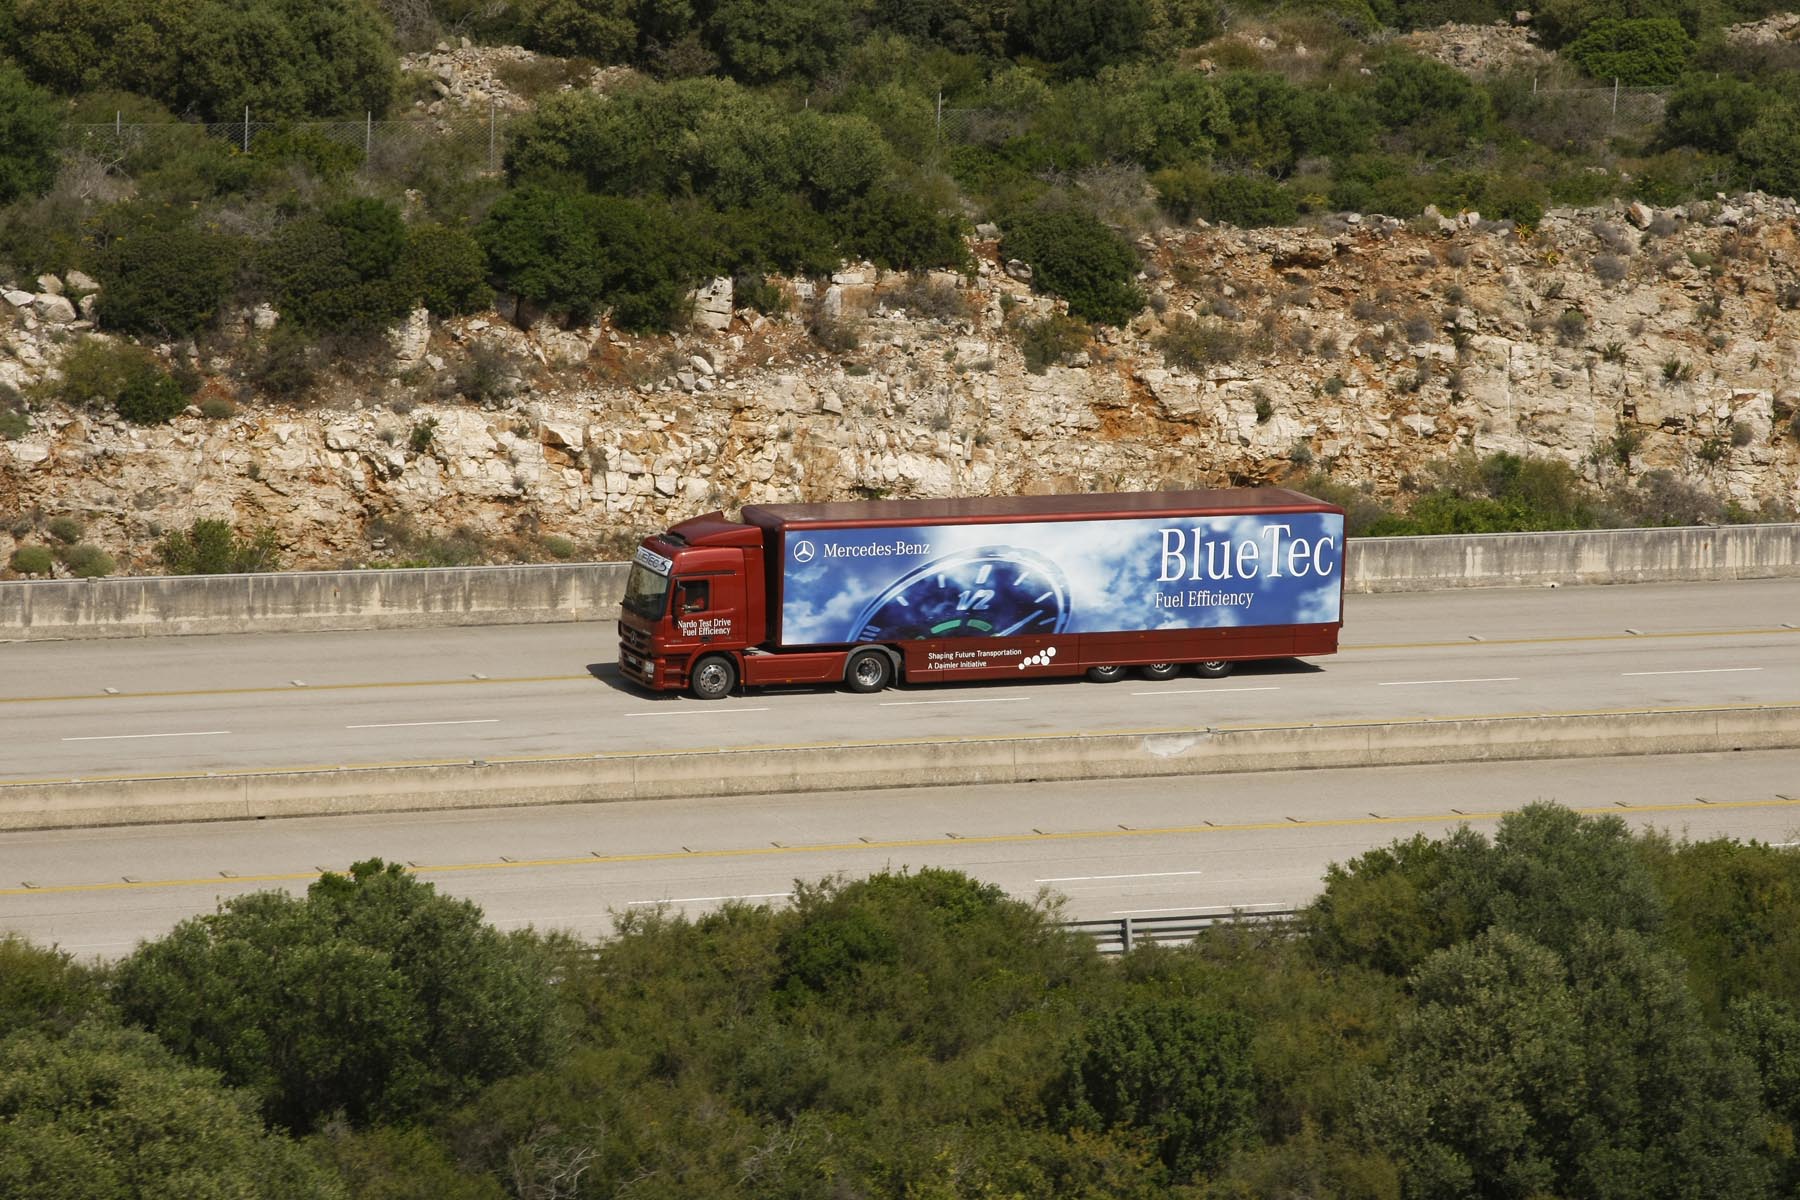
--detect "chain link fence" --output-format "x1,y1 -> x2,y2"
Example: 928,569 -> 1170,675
63,111 -> 517,184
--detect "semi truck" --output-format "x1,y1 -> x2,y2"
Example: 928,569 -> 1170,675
617,488 -> 1346,699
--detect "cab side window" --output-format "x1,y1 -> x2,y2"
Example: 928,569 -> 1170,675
679,579 -> 710,613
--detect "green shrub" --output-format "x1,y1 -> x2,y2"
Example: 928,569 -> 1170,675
113,859 -> 556,1132
8,545 -> 54,575
1370,51 -> 1495,154
999,206 -> 1143,326
704,0 -> 859,83
52,340 -> 190,425
157,519 -> 281,574
1015,313 -> 1090,373
1566,17 -> 1693,86
0,65 -> 59,206
249,125 -> 364,181
1157,316 -> 1246,369
61,544 -> 115,578
1660,76 -> 1768,156
246,325 -> 319,402
0,409 -> 27,440
398,223 -> 493,317
258,198 -> 412,332
1010,0 -> 1152,75
46,515 -> 83,544
1736,105 -> 1800,199
87,205 -> 242,338
1155,168 -> 1298,227
479,186 -> 699,330
844,182 -> 969,271
7,0 -> 398,121
114,365 -> 189,425
518,0 -> 635,60
709,200 -> 842,278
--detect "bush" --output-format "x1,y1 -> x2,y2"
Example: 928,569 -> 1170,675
1661,76 -> 1768,156
8,546 -> 53,575
1010,0 -> 1152,75
157,519 -> 281,575
999,206 -> 1143,326
246,325 -> 320,402
1015,313 -> 1090,373
114,365 -> 189,425
258,197 -> 412,332
52,340 -> 190,426
479,186 -> 699,331
46,515 -> 83,544
1155,168 -> 1298,227
86,205 -> 242,338
113,860 -> 558,1133
704,0 -> 859,83
1370,51 -> 1494,154
0,1022 -> 344,1197
1566,17 -> 1693,86
0,65 -> 59,206
1157,316 -> 1245,369
844,181 -> 969,271
1050,1000 -> 1255,1179
1736,106 -> 1800,200
397,223 -> 493,317
61,544 -> 115,578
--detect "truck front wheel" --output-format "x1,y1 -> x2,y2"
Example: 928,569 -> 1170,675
845,649 -> 893,694
689,654 -> 738,700
1196,660 -> 1234,679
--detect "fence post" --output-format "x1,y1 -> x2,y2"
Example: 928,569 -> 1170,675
488,97 -> 497,173
1612,78 -> 1619,116
365,112 -> 372,164
243,106 -> 250,153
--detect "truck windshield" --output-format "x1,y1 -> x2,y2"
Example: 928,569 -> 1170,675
622,561 -> 671,620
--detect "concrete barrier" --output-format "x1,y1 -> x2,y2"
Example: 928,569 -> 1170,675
2,524 -> 1797,642
4,703 -> 1794,831
1346,524 -> 1800,592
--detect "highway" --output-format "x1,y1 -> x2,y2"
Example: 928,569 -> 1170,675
2,578 -> 1797,782
2,750 -> 1796,958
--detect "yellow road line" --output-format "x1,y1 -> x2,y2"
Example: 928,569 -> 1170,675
1345,627 -> 1800,651
5,794 -> 1797,898
0,675 -> 590,706
5,625 -> 1796,706
5,701 -> 1799,788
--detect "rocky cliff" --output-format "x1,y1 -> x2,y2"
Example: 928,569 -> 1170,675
4,192 -> 1798,574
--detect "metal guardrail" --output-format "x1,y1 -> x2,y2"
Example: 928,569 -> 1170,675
1065,906 -> 1298,955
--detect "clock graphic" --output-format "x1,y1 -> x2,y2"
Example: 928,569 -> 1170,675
849,546 -> 1073,641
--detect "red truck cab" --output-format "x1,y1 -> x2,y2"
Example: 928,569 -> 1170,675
616,514 -> 763,696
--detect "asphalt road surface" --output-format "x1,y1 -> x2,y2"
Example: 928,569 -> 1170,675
3,750 -> 1797,958
2,579 -> 1797,782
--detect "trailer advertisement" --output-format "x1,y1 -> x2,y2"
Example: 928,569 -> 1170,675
779,512 -> 1344,646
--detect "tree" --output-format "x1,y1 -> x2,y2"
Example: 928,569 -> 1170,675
113,860 -> 557,1133
0,64 -> 59,206
0,936 -> 109,1041
704,0 -> 857,83
7,0 -> 397,121
1364,926 -> 1772,1199
0,1022 -> 343,1199
257,197 -> 411,332
1011,0 -> 1152,75
1051,999 -> 1255,1180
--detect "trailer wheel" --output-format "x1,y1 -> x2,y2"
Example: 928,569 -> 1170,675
1085,665 -> 1127,683
689,654 -> 738,700
845,649 -> 893,694
1138,662 -> 1181,681
1196,660 -> 1234,679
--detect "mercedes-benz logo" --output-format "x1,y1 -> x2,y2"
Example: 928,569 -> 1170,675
793,540 -> 815,563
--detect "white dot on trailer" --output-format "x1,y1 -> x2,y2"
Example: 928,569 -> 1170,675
1046,646 -> 1056,657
